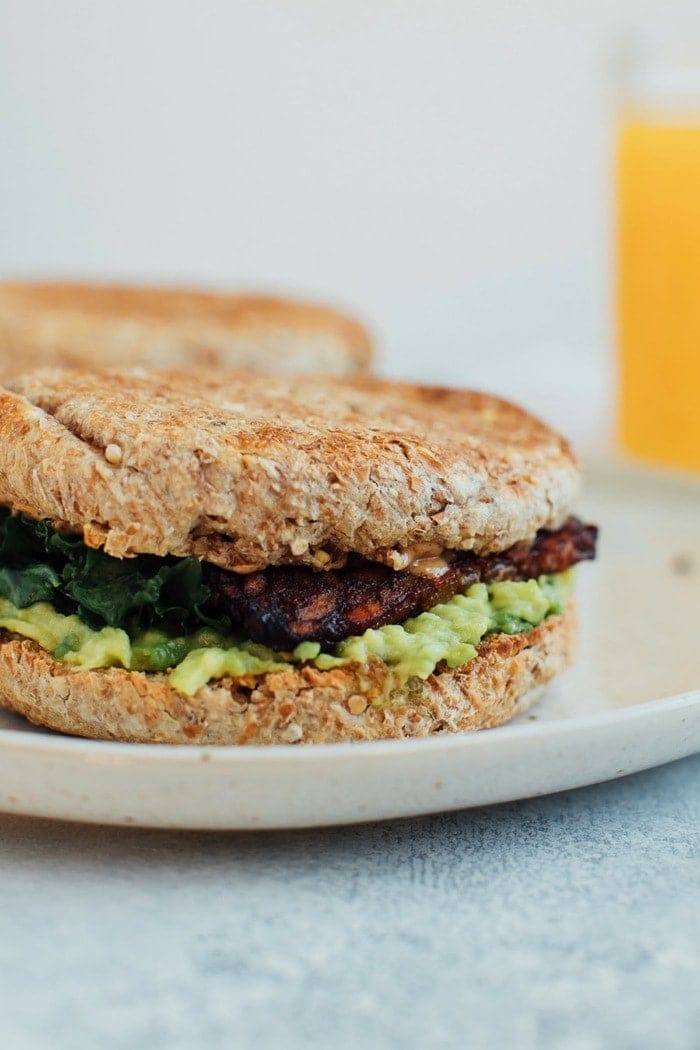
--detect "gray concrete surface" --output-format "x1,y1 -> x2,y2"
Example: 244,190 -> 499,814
0,754 -> 697,1050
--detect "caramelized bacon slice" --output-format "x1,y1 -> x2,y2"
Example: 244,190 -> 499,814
204,517 -> 597,650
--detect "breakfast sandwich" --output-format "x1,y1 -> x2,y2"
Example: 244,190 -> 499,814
0,281 -> 372,376
0,368 -> 597,745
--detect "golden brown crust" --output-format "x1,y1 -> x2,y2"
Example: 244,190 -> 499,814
0,608 -> 576,745
0,280 -> 373,376
0,368 -> 581,568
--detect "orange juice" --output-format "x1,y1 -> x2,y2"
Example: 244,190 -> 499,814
618,118 -> 700,472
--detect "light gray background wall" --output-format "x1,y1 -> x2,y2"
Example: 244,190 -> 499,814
2,1 -> 700,440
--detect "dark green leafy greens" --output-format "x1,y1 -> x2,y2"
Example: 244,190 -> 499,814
0,510 -> 228,633
0,563 -> 61,608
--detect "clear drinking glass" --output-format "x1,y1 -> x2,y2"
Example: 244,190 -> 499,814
617,31 -> 700,473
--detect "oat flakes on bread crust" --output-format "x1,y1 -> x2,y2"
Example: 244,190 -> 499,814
0,281 -> 372,376
0,368 -> 580,569
0,607 -> 575,745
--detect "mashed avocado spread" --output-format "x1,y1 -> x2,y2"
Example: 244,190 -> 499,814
0,572 -> 572,697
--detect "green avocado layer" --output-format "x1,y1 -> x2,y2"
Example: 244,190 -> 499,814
0,571 -> 572,697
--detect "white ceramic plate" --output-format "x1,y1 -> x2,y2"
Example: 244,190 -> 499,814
0,463 -> 697,830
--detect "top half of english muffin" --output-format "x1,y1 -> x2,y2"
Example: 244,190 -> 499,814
0,281 -> 372,376
0,367 -> 581,571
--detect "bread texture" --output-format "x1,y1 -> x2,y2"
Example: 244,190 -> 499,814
0,281 -> 372,376
0,606 -> 576,745
0,368 -> 581,569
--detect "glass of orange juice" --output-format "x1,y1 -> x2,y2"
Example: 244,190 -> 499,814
617,35 -> 700,473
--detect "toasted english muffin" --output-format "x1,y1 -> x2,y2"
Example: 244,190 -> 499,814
0,367 -> 595,745
0,606 -> 575,745
0,368 -> 580,569
0,281 -> 372,376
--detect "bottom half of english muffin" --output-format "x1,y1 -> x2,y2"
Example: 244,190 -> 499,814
0,605 -> 576,745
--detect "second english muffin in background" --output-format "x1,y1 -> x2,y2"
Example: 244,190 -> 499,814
0,280 -> 373,375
